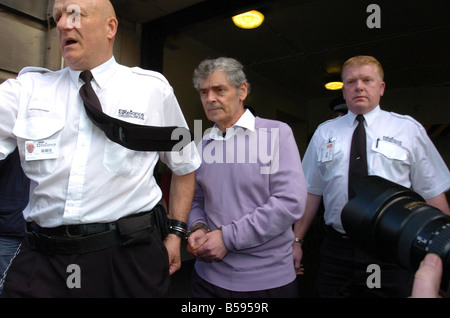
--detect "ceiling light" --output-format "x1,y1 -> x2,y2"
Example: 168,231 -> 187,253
325,81 -> 344,90
232,10 -> 265,29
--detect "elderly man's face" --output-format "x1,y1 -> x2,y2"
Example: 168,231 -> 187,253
198,70 -> 248,132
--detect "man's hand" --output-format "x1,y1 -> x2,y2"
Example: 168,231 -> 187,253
164,233 -> 182,275
292,242 -> 305,275
187,229 -> 209,257
187,229 -> 228,262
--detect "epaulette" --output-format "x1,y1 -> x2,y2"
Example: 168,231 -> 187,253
18,66 -> 53,76
316,116 -> 341,129
389,111 -> 423,129
130,67 -> 170,85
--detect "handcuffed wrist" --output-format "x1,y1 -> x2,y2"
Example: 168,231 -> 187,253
188,223 -> 211,236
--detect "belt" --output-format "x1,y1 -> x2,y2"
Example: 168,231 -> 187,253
27,221 -> 118,238
25,210 -> 159,255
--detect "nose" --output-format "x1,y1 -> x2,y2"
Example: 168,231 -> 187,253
57,13 -> 77,30
354,79 -> 364,91
56,14 -> 68,30
203,90 -> 217,104
208,92 -> 217,103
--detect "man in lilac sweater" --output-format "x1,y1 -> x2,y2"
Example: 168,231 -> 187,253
187,57 -> 307,297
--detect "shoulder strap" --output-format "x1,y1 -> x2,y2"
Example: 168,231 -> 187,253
83,101 -> 193,152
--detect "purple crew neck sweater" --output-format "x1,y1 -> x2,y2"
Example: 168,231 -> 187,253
188,116 -> 307,291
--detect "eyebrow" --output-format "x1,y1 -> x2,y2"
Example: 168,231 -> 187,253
199,84 -> 228,91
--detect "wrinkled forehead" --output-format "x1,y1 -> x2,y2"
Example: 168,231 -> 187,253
199,70 -> 234,89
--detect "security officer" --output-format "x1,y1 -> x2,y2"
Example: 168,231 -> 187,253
0,0 -> 200,297
294,55 -> 450,297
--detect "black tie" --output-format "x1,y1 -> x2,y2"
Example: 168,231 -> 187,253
80,71 -> 102,111
348,114 -> 368,200
78,70 -> 192,152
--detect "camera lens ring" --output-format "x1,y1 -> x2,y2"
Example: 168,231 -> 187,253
398,208 -> 450,271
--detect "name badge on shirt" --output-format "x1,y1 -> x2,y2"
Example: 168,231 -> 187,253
25,139 -> 59,161
321,140 -> 335,162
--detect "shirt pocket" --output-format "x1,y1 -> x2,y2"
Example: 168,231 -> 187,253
371,139 -> 407,161
370,140 -> 410,174
103,139 -> 143,176
13,107 -> 64,175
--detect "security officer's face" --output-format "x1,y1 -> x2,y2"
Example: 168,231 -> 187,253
53,0 -> 118,70
342,64 -> 386,114
199,70 -> 248,132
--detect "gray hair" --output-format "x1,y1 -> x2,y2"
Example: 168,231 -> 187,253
193,57 -> 251,94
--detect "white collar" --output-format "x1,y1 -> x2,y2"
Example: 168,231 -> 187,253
209,109 -> 256,140
69,56 -> 118,88
347,105 -> 380,127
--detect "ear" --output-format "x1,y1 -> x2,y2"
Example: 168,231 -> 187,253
106,17 -> 118,40
239,82 -> 248,102
341,88 -> 347,103
379,81 -> 386,97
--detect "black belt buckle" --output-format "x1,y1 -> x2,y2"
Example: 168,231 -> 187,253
65,225 -> 83,238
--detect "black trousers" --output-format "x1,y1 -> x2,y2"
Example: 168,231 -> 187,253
1,228 -> 170,298
191,268 -> 298,298
315,227 -> 413,298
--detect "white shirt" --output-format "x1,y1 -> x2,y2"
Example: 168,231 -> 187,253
302,106 -> 450,233
207,108 -> 255,140
0,57 -> 201,227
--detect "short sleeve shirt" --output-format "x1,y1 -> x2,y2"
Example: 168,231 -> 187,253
0,57 -> 201,227
302,106 -> 450,233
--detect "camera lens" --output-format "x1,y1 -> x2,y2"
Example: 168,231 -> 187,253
397,206 -> 450,273
342,176 -> 450,284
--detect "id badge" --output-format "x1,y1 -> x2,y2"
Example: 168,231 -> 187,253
321,141 -> 335,162
25,139 -> 59,161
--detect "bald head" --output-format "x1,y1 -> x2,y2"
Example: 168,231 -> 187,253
99,0 -> 116,19
53,0 -> 119,70
53,0 -> 116,20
